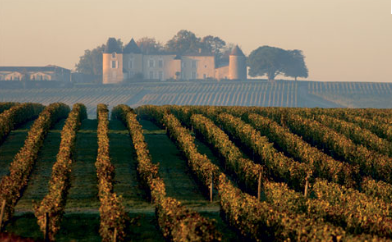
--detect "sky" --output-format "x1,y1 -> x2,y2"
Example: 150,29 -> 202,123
0,0 -> 391,82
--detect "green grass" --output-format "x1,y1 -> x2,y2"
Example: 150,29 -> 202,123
5,212 -> 166,242
57,213 -> 101,242
141,119 -> 243,240
193,138 -> 221,167
15,119 -> 65,211
4,212 -> 102,242
201,212 -> 241,242
140,119 -> 215,208
139,119 -> 240,241
0,121 -> 35,180
1,117 -> 240,241
108,119 -> 152,210
126,212 -> 165,242
4,213 -> 43,241
65,119 -> 99,210
192,132 -> 244,191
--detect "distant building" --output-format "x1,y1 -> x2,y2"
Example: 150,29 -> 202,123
102,38 -> 247,84
0,66 -> 71,82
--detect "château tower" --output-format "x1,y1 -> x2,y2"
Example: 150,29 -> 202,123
123,39 -> 143,80
229,45 -> 247,80
102,38 -> 123,84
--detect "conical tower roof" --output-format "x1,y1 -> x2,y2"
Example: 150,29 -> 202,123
104,37 -> 122,53
230,45 -> 245,56
123,39 -> 142,54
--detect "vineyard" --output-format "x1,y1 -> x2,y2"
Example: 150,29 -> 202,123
1,102 -> 392,241
1,80 -> 392,118
308,81 -> 392,108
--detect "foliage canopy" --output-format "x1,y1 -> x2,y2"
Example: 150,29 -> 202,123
248,46 -> 308,81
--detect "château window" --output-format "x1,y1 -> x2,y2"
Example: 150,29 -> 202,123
203,74 -> 207,79
112,61 -> 117,69
149,60 -> 154,68
112,53 -> 116,58
192,60 -> 197,68
158,60 -> 163,68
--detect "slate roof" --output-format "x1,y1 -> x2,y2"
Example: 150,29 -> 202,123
182,53 -> 214,57
0,66 -> 70,72
123,39 -> 142,54
230,45 -> 245,56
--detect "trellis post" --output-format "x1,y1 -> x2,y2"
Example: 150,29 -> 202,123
113,227 -> 117,242
0,200 -> 6,231
257,172 -> 262,201
210,172 -> 213,202
44,212 -> 49,242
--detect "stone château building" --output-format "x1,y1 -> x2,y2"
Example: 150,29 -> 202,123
0,66 -> 71,82
103,38 -> 246,84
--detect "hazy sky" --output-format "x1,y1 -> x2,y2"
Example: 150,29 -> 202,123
0,0 -> 391,82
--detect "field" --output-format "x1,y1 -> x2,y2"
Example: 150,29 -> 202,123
1,102 -> 392,241
1,80 -> 392,118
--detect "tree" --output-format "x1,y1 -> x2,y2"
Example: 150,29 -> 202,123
201,35 -> 226,58
75,45 -> 105,76
75,39 -> 122,76
248,46 -> 308,81
248,46 -> 287,81
105,38 -> 123,53
219,43 -> 235,65
136,37 -> 164,54
283,50 -> 308,81
165,30 -> 202,54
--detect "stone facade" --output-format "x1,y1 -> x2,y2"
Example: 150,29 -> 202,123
102,38 -> 247,84
0,66 -> 71,82
103,52 -> 124,84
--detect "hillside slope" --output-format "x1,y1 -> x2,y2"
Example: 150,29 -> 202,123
0,80 -> 391,117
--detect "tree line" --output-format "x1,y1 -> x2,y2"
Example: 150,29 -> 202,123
75,30 -> 308,81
